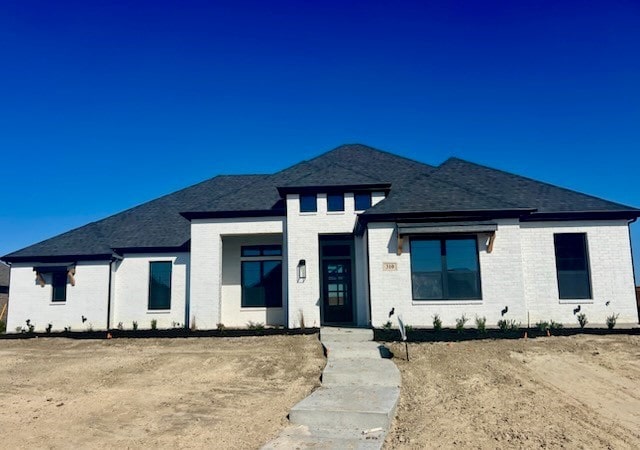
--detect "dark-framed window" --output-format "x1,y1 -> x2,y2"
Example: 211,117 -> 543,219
355,192 -> 372,210
327,193 -> 344,211
300,194 -> 317,212
149,261 -> 172,310
554,233 -> 592,299
52,272 -> 67,302
241,245 -> 282,257
242,260 -> 283,307
410,236 -> 481,300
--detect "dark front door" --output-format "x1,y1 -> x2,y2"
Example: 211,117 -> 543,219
322,259 -> 353,323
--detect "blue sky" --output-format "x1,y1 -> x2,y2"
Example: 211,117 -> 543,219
0,0 -> 639,279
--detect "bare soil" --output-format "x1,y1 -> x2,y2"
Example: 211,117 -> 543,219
386,334 -> 640,449
0,335 -> 324,449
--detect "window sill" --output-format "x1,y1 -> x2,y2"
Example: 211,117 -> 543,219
559,299 -> 593,305
299,212 -> 317,216
49,302 -> 66,306
412,299 -> 483,306
326,211 -> 345,215
147,310 -> 172,314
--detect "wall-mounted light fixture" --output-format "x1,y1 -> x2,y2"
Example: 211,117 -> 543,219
297,259 -> 306,280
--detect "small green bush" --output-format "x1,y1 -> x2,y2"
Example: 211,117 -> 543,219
247,321 -> 265,330
383,320 -> 393,330
150,319 -> 157,330
576,313 -> 588,329
432,314 -> 442,331
216,322 -> 225,331
606,313 -> 619,330
46,323 -> 53,334
475,316 -> 487,333
549,320 -> 563,330
117,322 -> 124,330
498,319 -> 519,332
0,320 -> 6,334
536,321 -> 550,332
455,314 -> 469,333
132,321 -> 138,331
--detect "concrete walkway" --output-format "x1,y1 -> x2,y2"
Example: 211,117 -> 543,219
262,327 -> 401,449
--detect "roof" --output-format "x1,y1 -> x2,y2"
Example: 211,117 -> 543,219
0,263 -> 9,286
3,144 -> 638,262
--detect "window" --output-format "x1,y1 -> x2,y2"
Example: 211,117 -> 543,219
327,193 -> 344,212
149,261 -> 172,310
355,192 -> 372,210
300,194 -> 317,212
241,245 -> 282,257
554,233 -> 591,299
410,237 -> 481,300
52,272 -> 67,302
242,260 -> 283,307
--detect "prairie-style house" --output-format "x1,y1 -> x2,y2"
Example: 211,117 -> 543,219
3,144 -> 638,332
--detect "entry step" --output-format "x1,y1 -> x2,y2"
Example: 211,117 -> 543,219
320,327 -> 374,343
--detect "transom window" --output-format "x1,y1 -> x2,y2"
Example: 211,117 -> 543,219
149,261 -> 172,310
327,193 -> 345,212
554,233 -> 592,299
354,193 -> 372,210
410,236 -> 481,300
300,194 -> 317,212
241,245 -> 283,308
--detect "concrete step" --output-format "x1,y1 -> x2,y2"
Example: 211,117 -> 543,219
262,425 -> 386,450
323,341 -> 392,360
322,358 -> 401,387
289,385 -> 400,430
320,327 -> 373,343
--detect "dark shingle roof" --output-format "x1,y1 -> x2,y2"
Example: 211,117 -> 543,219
0,263 -> 9,286
3,144 -> 637,261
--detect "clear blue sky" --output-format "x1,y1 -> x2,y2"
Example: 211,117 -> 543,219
1,0 -> 639,280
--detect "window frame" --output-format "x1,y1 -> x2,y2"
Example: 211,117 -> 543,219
148,261 -> 173,311
327,193 -> 345,212
240,245 -> 283,308
51,272 -> 67,303
409,235 -> 482,301
553,233 -> 592,300
354,192 -> 372,211
299,194 -> 317,213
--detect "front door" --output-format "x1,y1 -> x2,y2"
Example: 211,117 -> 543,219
322,259 -> 353,323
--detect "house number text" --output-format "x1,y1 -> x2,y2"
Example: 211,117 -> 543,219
382,262 -> 398,271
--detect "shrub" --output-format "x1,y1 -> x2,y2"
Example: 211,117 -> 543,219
132,321 -> 138,331
216,322 -> 225,331
475,316 -> 487,333
536,321 -> 550,332
455,314 -> 469,333
117,322 -> 124,330
404,324 -> 414,333
549,320 -> 563,330
606,313 -> 619,330
576,313 -> 588,329
247,321 -> 265,330
25,319 -> 35,334
432,314 -> 442,331
45,323 -> 53,334
150,319 -> 157,330
0,320 -> 5,334
383,320 -> 393,330
498,319 -> 519,332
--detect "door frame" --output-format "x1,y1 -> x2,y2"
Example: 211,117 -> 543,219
319,234 -> 356,325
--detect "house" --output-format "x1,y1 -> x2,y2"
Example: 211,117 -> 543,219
0,262 -> 9,323
2,144 -> 639,332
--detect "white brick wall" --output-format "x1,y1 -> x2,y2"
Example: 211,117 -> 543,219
190,217 -> 284,329
521,221 -> 638,325
220,234 -> 285,327
7,261 -> 110,332
112,253 -> 189,330
367,219 -> 526,328
285,193 -> 377,328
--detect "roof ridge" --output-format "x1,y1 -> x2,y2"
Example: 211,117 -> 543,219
305,143 -> 436,170
442,157 -> 636,210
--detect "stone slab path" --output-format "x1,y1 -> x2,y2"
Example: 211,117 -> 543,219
262,327 -> 401,449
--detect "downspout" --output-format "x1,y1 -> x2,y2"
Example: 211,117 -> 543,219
628,218 -> 638,324
106,259 -> 113,330
365,227 -> 373,328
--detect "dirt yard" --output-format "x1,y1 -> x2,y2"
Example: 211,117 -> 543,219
0,334 -> 324,449
386,334 -> 640,449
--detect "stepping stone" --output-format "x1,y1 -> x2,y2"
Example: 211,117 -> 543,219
262,425 -> 386,450
322,358 -> 401,387
320,327 -> 374,342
